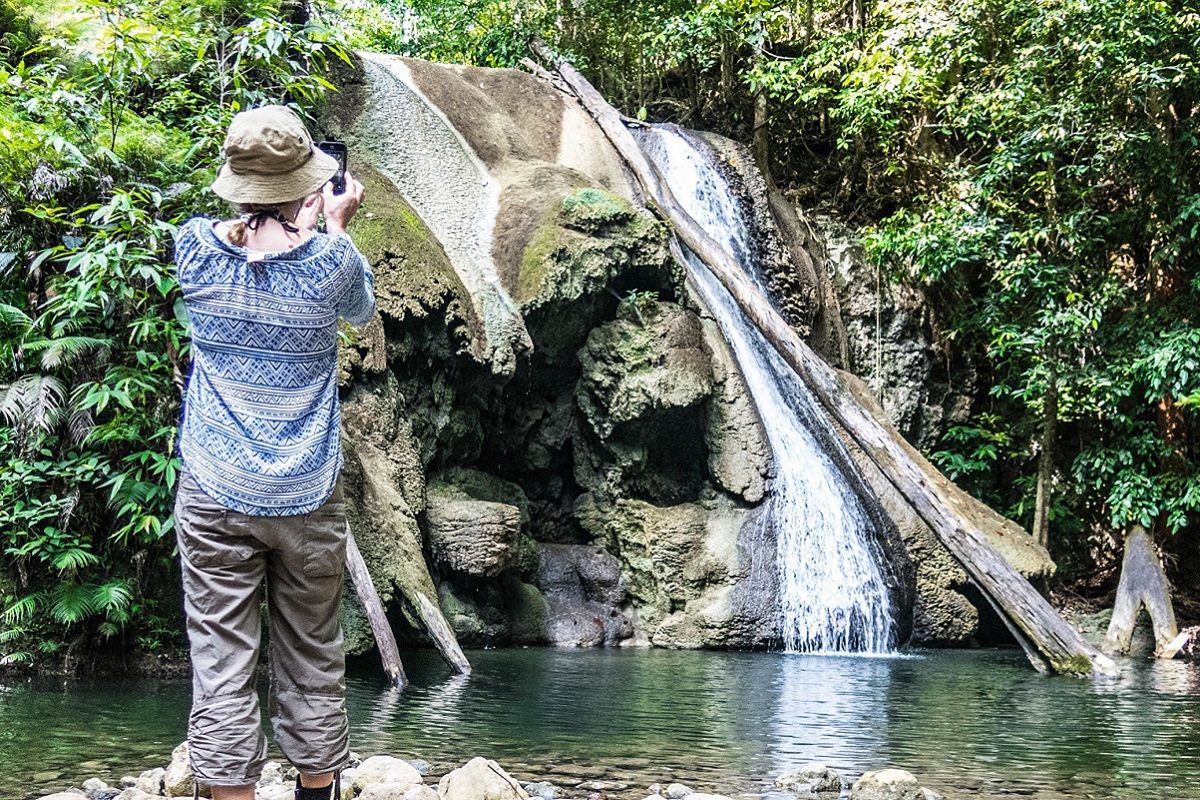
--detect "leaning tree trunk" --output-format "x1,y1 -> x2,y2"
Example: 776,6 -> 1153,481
531,40 -> 1115,677
1103,525 -> 1179,657
345,529 -> 408,688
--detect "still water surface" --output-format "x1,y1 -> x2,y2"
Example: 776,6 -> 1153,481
3,648 -> 1198,800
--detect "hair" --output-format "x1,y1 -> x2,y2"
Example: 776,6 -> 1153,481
225,199 -> 304,247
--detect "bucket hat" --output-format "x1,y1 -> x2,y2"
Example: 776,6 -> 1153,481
210,105 -> 338,205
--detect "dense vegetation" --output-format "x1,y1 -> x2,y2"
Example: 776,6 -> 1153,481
1,0 -> 1196,669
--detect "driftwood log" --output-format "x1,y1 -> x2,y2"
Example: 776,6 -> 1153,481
1103,525 -> 1178,657
345,528 -> 408,688
532,40 -> 1116,677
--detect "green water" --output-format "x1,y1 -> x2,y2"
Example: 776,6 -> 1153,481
4,648 -> 1199,800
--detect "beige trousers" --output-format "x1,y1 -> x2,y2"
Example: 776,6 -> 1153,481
175,470 -> 350,786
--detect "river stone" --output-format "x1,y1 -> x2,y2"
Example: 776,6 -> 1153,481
683,794 -> 733,800
95,790 -> 121,800
256,785 -> 293,800
135,769 -> 165,796
407,760 -> 433,777
438,758 -> 529,800
259,762 -> 284,787
576,782 -> 628,792
850,770 -> 923,800
84,778 -> 110,797
664,784 -> 694,799
775,763 -> 841,793
523,782 -> 559,799
921,789 -> 944,800
117,790 -> 165,800
403,785 -> 440,800
354,756 -> 424,793
119,778 -> 138,789
34,794 -> 86,800
163,742 -> 203,798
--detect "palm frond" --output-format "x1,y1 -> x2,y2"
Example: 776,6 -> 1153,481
2,593 -> 42,625
22,335 -> 112,369
52,546 -> 99,571
50,582 -> 99,624
0,303 -> 32,332
0,374 -> 66,431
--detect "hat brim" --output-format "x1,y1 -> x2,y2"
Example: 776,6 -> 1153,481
211,148 -> 339,205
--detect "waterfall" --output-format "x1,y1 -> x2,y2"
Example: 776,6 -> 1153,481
638,127 -> 895,653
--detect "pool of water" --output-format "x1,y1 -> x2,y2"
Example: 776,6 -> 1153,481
4,648 -> 1199,800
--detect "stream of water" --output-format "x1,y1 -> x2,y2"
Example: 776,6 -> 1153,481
636,127 -> 894,653
5,649 -> 1199,800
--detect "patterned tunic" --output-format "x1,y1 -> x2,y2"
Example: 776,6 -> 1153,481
175,217 -> 374,515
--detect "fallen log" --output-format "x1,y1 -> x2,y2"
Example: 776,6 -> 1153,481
345,527 -> 408,688
346,438 -> 472,676
1103,525 -> 1178,657
533,40 -> 1116,677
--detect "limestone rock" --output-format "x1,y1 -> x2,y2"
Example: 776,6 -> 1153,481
135,769 -> 165,797
402,785 -> 440,800
163,742 -> 202,798
850,769 -> 923,800
920,789 -> 944,800
35,794 -> 87,800
354,756 -> 424,794
775,764 -> 841,793
255,785 -> 292,800
95,790 -> 121,800
537,542 -> 635,646
84,778 -> 110,797
574,494 -> 772,648
698,316 -> 771,503
664,784 -> 693,799
437,758 -> 529,800
523,782 -> 560,799
116,790 -> 165,800
258,762 -> 284,787
426,485 -> 521,577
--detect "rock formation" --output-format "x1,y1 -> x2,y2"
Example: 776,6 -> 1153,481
319,52 -> 1055,654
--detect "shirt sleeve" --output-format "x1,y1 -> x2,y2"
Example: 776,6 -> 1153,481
329,234 -> 375,326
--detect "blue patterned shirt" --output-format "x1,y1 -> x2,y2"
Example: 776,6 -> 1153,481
175,217 -> 374,515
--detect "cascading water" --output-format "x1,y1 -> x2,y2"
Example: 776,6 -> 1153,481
638,126 -> 895,653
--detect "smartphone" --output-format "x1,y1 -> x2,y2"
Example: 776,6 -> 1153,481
316,140 -> 347,195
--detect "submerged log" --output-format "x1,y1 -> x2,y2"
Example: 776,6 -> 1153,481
1103,525 -> 1179,657
533,40 -> 1116,677
345,528 -> 408,688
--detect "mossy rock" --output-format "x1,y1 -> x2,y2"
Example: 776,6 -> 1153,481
517,188 -> 669,310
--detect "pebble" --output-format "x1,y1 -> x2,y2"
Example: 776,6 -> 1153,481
94,791 -> 121,800
524,782 -> 561,799
665,783 -> 694,799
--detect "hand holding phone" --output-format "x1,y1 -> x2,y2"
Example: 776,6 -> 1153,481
316,140 -> 348,195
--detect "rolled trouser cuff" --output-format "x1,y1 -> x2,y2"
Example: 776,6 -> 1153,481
270,687 -> 350,774
189,691 -> 269,785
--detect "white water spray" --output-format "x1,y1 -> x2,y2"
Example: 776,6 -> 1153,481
639,127 -> 895,653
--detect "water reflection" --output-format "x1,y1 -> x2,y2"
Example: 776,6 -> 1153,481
5,649 -> 1200,800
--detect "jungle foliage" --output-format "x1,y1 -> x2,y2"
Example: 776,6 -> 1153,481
0,0 -> 346,668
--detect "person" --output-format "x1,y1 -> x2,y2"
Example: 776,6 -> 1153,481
172,105 -> 373,800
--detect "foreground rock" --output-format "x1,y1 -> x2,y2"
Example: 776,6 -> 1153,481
850,769 -> 923,800
775,763 -> 841,793
439,757 -> 528,800
37,750 -> 948,800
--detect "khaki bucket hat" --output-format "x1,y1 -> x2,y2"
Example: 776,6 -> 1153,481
211,105 -> 338,205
